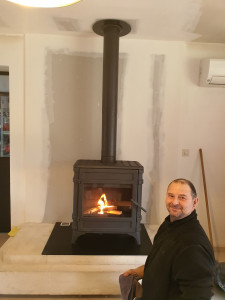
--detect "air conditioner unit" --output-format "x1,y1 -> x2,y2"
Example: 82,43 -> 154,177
199,58 -> 225,87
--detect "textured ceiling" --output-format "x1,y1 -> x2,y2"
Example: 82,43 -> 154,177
0,0 -> 224,43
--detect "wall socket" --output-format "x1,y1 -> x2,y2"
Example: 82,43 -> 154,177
182,149 -> 190,157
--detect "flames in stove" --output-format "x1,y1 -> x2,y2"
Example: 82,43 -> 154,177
83,192 -> 130,216
97,193 -> 122,215
98,193 -> 108,214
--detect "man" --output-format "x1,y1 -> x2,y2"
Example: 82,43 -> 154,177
123,178 -> 215,299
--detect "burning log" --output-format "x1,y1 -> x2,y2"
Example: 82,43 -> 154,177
106,210 -> 122,215
84,207 -> 99,214
102,205 -> 117,211
84,205 -> 118,215
83,193 -> 128,216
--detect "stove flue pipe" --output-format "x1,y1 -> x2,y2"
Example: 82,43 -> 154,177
93,20 -> 131,163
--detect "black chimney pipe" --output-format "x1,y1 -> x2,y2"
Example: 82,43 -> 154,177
93,20 -> 131,163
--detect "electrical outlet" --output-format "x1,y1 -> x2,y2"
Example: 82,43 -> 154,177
182,149 -> 190,157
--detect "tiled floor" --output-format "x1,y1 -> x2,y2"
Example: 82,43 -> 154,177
1,234 -> 224,261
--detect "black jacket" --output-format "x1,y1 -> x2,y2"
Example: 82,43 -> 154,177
142,210 -> 215,299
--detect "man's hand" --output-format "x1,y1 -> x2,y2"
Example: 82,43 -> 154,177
123,265 -> 145,279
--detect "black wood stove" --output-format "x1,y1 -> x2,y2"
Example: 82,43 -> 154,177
72,19 -> 145,245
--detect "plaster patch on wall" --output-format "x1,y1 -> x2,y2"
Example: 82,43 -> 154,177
180,0 -> 202,41
146,55 -> 166,224
116,54 -> 128,159
43,50 -> 127,222
43,50 -> 102,222
53,17 -> 79,32
182,0 -> 202,34
137,0 -> 202,41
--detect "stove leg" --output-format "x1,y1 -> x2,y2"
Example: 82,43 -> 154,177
128,232 -> 141,246
72,231 -> 85,244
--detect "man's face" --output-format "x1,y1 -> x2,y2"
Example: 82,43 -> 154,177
166,182 -> 199,222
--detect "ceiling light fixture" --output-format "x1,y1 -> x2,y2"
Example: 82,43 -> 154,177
7,0 -> 81,8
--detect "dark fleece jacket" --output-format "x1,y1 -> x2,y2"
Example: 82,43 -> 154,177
142,210 -> 215,300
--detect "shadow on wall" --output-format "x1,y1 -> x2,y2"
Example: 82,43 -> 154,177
42,51 -> 126,223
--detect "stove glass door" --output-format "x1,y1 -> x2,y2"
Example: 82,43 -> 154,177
82,184 -> 132,218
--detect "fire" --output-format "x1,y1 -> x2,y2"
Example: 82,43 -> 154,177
83,193 -> 122,216
97,193 -> 108,214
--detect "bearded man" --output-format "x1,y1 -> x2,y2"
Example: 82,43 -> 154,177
123,178 -> 215,300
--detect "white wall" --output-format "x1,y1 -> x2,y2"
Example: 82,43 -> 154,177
1,34 -> 225,246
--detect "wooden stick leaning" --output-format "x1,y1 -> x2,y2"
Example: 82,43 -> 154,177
199,148 -> 214,249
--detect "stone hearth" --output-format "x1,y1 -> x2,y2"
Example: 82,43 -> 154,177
0,223 -> 157,295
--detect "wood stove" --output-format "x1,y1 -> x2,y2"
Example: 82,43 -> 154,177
72,20 -> 145,245
72,160 -> 144,245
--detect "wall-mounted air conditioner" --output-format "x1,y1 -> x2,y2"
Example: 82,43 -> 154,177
199,58 -> 225,87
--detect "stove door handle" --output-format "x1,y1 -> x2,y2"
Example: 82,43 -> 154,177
131,199 -> 147,213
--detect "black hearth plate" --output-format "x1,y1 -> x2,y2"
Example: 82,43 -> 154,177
42,223 -> 152,255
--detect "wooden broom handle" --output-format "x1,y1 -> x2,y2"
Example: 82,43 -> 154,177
199,148 -> 214,248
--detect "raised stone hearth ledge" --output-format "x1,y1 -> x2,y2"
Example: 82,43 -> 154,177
0,222 -> 157,295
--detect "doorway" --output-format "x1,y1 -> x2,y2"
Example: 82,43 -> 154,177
0,71 -> 10,232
